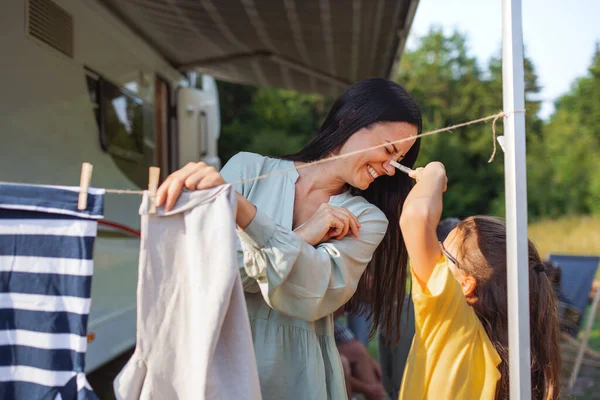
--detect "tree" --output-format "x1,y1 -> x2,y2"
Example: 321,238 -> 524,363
217,81 -> 330,164
396,27 -> 544,219
214,28 -> 599,223
535,44 -> 600,216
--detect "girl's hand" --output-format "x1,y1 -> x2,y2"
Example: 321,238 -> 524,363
409,162 -> 447,192
294,204 -> 361,246
156,162 -> 225,211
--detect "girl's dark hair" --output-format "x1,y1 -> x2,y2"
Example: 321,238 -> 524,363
455,216 -> 561,400
283,78 -> 422,343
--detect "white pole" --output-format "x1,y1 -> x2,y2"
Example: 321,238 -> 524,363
501,0 -> 531,398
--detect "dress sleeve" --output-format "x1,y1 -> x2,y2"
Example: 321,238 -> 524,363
220,152 -> 264,294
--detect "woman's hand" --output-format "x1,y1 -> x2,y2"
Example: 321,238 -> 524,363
155,162 -> 257,229
156,162 -> 225,211
294,203 -> 361,246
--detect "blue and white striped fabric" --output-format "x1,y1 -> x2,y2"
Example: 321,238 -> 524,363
0,182 -> 103,400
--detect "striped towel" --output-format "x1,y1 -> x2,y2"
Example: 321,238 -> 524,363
0,182 -> 103,400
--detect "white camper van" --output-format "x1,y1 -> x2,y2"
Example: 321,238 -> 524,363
1,0 -> 418,372
0,0 -> 222,372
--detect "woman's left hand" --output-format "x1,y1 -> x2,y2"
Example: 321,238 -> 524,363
156,162 -> 225,211
294,203 -> 361,246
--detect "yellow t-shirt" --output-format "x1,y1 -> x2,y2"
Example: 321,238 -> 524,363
399,256 -> 502,400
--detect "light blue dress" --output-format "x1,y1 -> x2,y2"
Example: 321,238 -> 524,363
220,152 -> 388,400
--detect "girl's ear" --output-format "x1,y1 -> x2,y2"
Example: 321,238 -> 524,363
461,275 -> 478,303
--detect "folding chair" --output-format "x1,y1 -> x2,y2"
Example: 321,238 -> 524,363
549,254 -> 600,392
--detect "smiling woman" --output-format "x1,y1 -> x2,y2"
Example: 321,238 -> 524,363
154,77 -> 422,399
282,78 -> 422,341
318,121 -> 417,190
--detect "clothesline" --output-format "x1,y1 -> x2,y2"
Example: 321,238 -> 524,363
100,109 -> 521,196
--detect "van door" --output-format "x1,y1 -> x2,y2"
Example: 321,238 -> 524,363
177,75 -> 221,170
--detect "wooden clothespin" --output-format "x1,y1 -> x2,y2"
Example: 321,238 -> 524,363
148,166 -> 160,214
78,163 -> 93,210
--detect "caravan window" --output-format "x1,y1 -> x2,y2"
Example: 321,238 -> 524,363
101,82 -> 146,159
86,73 -> 102,133
85,70 -> 156,188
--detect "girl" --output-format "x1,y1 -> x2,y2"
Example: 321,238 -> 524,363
399,162 -> 560,399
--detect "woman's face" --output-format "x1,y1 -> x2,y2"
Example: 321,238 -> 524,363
336,121 -> 418,190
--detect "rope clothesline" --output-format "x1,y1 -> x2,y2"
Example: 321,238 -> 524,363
104,109 -> 523,195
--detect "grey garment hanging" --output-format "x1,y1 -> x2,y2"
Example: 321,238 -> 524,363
114,185 -> 261,400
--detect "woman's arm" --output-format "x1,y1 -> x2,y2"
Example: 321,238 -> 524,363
399,162 -> 447,286
235,204 -> 388,321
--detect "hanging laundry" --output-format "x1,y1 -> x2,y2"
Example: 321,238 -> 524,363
114,185 -> 261,400
0,182 -> 103,400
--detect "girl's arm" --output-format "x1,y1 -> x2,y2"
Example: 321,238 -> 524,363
399,162 -> 447,286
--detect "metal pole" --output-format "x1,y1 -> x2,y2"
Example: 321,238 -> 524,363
501,0 -> 531,398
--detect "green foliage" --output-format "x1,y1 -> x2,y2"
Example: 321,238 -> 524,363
396,27 -> 543,219
530,45 -> 600,218
216,30 -> 600,221
217,80 -> 331,164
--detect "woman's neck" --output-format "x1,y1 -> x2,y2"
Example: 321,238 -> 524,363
294,161 -> 347,197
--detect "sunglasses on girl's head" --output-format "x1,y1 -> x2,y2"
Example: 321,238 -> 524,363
439,241 -> 459,267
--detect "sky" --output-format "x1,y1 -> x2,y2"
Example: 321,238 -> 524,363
408,0 -> 600,119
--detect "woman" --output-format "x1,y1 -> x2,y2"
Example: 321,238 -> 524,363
156,78 -> 422,399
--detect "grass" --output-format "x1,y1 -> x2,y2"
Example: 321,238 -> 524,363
583,307 -> 600,352
528,213 -> 600,352
528,215 -> 600,279
565,307 -> 600,400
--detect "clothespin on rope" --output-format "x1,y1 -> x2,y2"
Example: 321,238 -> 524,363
77,162 -> 93,210
148,166 -> 160,214
497,135 -> 506,153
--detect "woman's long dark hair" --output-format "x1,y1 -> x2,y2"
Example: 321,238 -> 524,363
456,216 -> 561,399
283,78 -> 422,343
